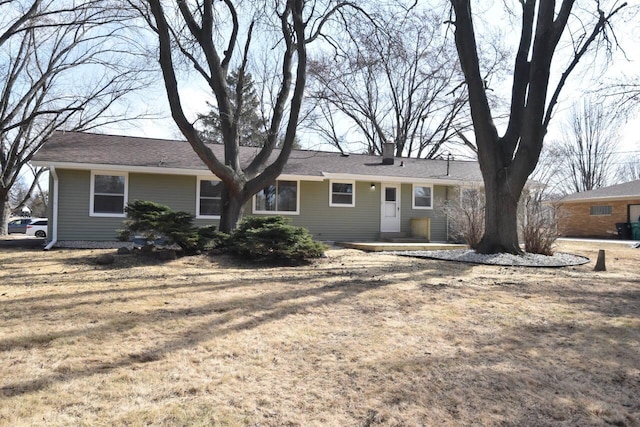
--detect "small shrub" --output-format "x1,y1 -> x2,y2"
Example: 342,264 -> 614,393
119,200 -> 216,255
224,216 -> 325,263
521,193 -> 559,256
444,187 -> 485,249
118,200 -> 172,243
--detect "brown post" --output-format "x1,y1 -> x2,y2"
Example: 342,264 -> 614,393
594,249 -> 606,272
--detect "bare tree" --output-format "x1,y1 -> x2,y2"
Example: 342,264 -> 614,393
449,0 -> 626,254
556,98 -> 622,194
146,0 -> 355,232
444,185 -> 485,249
529,143 -> 566,197
0,0 -> 151,234
306,6 -> 478,158
617,153 -> 640,182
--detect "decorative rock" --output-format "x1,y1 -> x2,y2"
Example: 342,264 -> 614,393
96,253 -> 115,265
117,246 -> 131,255
141,244 -> 156,254
155,250 -> 177,261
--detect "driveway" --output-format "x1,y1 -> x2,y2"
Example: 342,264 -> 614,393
0,236 -> 45,249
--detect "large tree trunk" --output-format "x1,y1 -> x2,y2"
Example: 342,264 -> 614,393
0,196 -> 10,236
218,188 -> 246,234
476,173 -> 522,254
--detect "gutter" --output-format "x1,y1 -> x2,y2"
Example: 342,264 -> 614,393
44,166 -> 58,250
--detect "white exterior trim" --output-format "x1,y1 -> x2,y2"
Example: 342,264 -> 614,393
329,179 -> 356,207
44,166 -> 59,250
195,176 -> 222,219
89,170 -> 128,218
321,172 -> 465,186
412,183 -> 434,210
252,179 -> 300,216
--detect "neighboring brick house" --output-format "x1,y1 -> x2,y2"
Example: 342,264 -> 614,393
557,180 -> 640,238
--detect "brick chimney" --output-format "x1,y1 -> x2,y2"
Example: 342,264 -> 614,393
382,142 -> 395,165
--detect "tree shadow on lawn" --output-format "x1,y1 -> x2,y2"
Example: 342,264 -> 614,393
0,264 -> 411,397
0,252 -> 406,307
362,319 -> 639,426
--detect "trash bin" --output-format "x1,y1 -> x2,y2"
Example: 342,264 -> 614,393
631,222 -> 640,240
616,222 -> 632,240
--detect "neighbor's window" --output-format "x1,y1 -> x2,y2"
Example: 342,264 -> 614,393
590,205 -> 612,216
413,184 -> 433,209
254,180 -> 298,214
330,181 -> 355,207
91,172 -> 127,216
197,179 -> 223,217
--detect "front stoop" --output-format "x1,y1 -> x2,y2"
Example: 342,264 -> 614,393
336,241 -> 467,252
379,232 -> 429,243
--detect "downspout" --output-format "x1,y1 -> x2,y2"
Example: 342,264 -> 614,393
445,186 -> 450,242
44,166 -> 58,250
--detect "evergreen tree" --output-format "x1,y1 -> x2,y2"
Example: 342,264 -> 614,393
197,69 -> 267,147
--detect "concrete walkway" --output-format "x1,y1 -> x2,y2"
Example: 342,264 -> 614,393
335,242 -> 466,252
557,237 -> 640,246
336,237 -> 640,252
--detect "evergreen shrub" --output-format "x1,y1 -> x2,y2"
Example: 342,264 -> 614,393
224,216 -> 325,263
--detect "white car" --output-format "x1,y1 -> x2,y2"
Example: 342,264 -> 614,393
25,218 -> 48,238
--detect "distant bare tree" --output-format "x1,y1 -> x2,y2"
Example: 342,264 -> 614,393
0,0 -> 151,234
557,98 -> 623,194
529,143 -> 565,197
617,153 -> 640,182
306,5 -> 483,158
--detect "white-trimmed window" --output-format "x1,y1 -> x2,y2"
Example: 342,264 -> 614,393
254,180 -> 299,214
90,171 -> 128,217
329,180 -> 355,207
197,178 -> 223,218
412,184 -> 433,209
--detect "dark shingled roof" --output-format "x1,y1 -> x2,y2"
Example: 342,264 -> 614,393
32,131 -> 483,183
559,179 -> 640,202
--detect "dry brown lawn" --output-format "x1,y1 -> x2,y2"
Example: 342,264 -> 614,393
0,241 -> 639,426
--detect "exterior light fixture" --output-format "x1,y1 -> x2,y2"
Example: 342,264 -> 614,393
370,183 -> 376,191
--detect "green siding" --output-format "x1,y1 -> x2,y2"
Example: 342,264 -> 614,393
401,184 -> 452,242
129,174 -> 196,211
57,169 -> 123,240
54,168 -> 453,242
249,181 -> 381,241
55,170 -> 220,241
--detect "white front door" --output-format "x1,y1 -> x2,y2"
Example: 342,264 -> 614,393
381,183 -> 401,232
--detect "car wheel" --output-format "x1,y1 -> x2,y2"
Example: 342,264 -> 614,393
35,230 -> 46,238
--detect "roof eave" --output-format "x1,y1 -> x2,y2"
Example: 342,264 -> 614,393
559,194 -> 640,203
31,160 -> 479,185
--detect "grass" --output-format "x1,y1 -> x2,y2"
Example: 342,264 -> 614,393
0,241 -> 639,426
